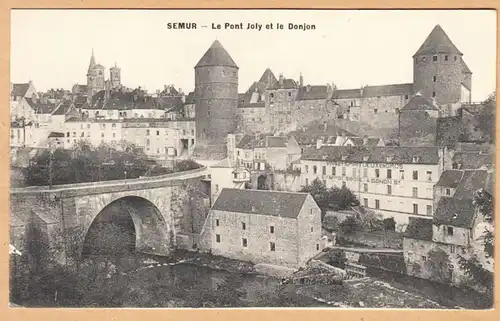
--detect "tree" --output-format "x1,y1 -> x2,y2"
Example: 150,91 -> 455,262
383,217 -> 396,231
474,189 -> 494,258
424,248 -> 451,283
338,216 -> 360,235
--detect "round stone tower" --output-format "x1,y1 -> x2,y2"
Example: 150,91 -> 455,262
194,40 -> 239,149
413,25 -> 464,105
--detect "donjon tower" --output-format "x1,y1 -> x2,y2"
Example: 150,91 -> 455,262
194,40 -> 239,158
413,25 -> 472,114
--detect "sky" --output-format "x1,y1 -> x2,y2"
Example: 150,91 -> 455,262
11,9 -> 496,102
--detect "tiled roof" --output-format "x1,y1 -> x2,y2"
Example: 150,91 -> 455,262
12,83 -> 30,97
404,217 -> 433,241
212,188 -> 310,219
362,83 -> 413,98
185,92 -> 195,104
84,90 -> 161,110
301,146 -> 440,165
195,40 -> 238,69
52,102 -> 75,116
48,132 -> 65,138
453,170 -> 490,200
236,134 -> 287,149
158,96 -> 184,111
258,68 -> 278,87
332,88 -> 362,99
192,144 -> 227,161
436,116 -> 462,147
346,137 -> 382,146
401,93 -> 439,111
74,96 -> 88,108
296,85 -> 329,101
25,98 -> 56,114
452,152 -> 493,170
413,24 -> 462,57
436,170 -> 463,188
211,158 -> 232,168
434,197 -> 475,228
268,78 -> 298,90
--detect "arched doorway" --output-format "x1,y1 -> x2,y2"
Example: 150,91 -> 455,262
82,196 -> 170,257
257,175 -> 267,190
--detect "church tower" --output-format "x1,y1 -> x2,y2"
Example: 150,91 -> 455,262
86,49 -> 106,100
110,62 -> 121,89
413,25 -> 472,110
194,40 -> 239,155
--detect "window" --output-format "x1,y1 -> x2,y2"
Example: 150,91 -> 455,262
270,93 -> 274,98
332,166 -> 336,176
374,109 -> 378,115
313,166 -> 317,174
87,124 -> 91,129
288,92 -> 291,97
364,183 -> 368,192
400,170 -> 405,179
433,76 -> 437,82
445,55 -> 448,61
305,178 -> 309,186
413,170 -> 418,180
242,222 -> 246,230
387,185 -> 392,195
426,171 -> 432,181
146,139 -> 150,146
323,179 -> 327,186
454,56 -> 457,61
216,234 -> 221,243
432,91 -> 436,98
112,133 -> 115,138
375,169 -> 380,178
404,95 -> 408,99
422,255 -> 427,262
426,205 -> 432,215
156,130 -> 160,136
387,169 -> 392,179
341,167 -> 346,176
270,242 -> 276,251
412,187 -> 418,198
146,129 -> 150,136
101,133 -> 104,138
433,55 -> 438,62
242,238 -> 247,247
352,167 -> 357,178
375,200 -> 380,209
363,168 -> 368,178
81,132 -> 84,137
215,219 -> 219,227
270,226 -> 274,234
447,226 -> 454,236
316,244 -> 320,251
445,188 -> 451,196
413,204 -> 418,214
322,166 -> 326,175
450,245 -> 456,254
363,198 -> 368,207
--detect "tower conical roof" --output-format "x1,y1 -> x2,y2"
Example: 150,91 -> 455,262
258,68 -> 278,87
413,25 -> 462,57
195,40 -> 238,69
87,49 -> 96,73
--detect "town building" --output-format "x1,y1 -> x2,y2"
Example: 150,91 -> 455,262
209,158 -> 249,203
207,188 -> 323,269
299,145 -> 443,228
265,74 -> 299,134
403,168 -> 493,286
193,40 -> 239,159
398,93 -> 441,146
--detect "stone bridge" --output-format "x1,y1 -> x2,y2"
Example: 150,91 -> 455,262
10,167 -> 210,258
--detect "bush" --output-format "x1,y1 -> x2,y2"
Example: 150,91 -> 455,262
339,216 -> 360,235
383,217 -> 396,231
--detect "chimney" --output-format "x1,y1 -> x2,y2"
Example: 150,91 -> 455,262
299,73 -> 304,87
316,138 -> 323,149
178,88 -> 183,94
251,205 -> 256,212
363,135 -> 369,146
360,86 -> 364,96
323,121 -> 327,132
306,85 -> 311,93
181,93 -> 186,103
279,73 -> 284,86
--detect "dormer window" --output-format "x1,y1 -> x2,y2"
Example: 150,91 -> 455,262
412,156 -> 420,163
433,55 -> 438,62
363,156 -> 369,161
446,188 -> 451,196
342,156 -> 347,161
445,55 -> 448,61
386,156 -> 392,162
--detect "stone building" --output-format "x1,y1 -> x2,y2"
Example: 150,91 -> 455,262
293,80 -> 339,130
265,74 -> 299,134
299,146 -> 443,229
86,50 -> 106,99
109,62 -> 122,89
398,93 -> 441,146
194,40 -> 239,159
207,188 -> 322,269
403,168 -> 493,286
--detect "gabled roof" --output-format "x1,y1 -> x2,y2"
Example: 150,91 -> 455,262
157,96 -> 184,111
301,146 -> 440,165
452,152 -> 493,170
413,24 -> 463,57
401,93 -> 439,111
434,197 -> 476,228
24,98 -> 56,114
268,78 -> 298,90
212,188 -> 310,219
195,40 -> 238,69
405,217 -> 433,241
52,102 -> 75,116
267,136 -> 287,148
461,60 -> 472,74
12,83 -> 30,97
454,170 -> 490,200
258,68 -> 278,88
212,158 -> 233,168
296,85 -> 329,101
185,92 -> 195,104
345,137 -> 383,147
362,83 -> 413,98
436,170 -> 463,188
332,88 -> 362,99
236,134 -> 288,149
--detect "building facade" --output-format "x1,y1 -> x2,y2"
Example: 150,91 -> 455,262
207,188 -> 322,269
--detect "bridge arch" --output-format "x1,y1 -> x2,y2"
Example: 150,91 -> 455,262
82,195 -> 172,256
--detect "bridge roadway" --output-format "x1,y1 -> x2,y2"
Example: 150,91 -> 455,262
10,166 -> 210,196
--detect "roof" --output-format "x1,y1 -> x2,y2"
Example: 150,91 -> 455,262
332,88 -> 362,99
404,217 -> 433,241
461,60 -> 472,74
301,146 -> 440,165
84,89 -> 161,110
453,170 -> 490,200
48,132 -> 65,138
185,92 -> 195,104
345,137 -> 382,147
195,40 -> 238,69
52,102 -> 75,116
413,24 -> 462,57
453,152 -> 493,170
296,85 -> 329,101
436,116 -> 462,147
258,68 -> 279,87
436,170 -> 464,188
401,93 -> 439,111
331,83 -> 413,100
157,96 -> 184,111
236,134 -> 288,149
211,158 -> 233,168
434,197 -> 476,228
12,83 -> 30,97
212,188 -> 310,219
24,98 -> 56,114
268,78 -> 298,90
